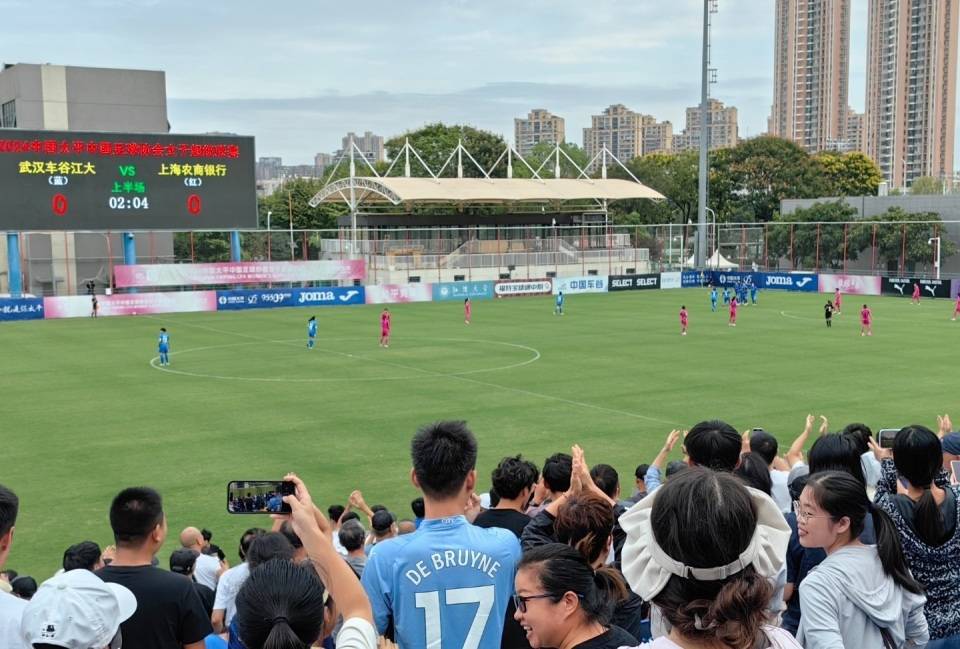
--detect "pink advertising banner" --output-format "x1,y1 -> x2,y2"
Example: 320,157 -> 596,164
818,274 -> 882,296
114,260 -> 366,288
44,291 -> 218,319
365,283 -> 433,304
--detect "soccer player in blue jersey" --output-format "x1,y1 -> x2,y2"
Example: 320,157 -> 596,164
554,290 -> 564,315
157,327 -> 170,366
307,316 -> 317,349
710,286 -> 718,312
722,287 -> 731,305
750,283 -> 759,305
362,421 -> 521,649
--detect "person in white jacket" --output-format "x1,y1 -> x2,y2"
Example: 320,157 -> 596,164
797,470 -> 928,649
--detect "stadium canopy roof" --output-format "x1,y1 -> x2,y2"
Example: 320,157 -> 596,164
308,140 -> 665,211
310,176 -> 664,206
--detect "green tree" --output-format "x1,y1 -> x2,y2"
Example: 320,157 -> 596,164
850,207 -> 956,272
514,142 -> 590,178
766,201 -> 862,270
909,176 -> 944,195
609,151 -> 698,224
714,136 -> 827,222
384,123 -> 508,177
173,232 -> 232,263
813,151 -> 883,196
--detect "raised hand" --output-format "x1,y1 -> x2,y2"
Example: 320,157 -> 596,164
937,414 -> 953,439
868,437 -> 893,462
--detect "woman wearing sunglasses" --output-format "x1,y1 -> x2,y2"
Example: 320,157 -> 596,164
514,543 -> 637,649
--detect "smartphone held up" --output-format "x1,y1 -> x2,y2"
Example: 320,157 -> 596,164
227,480 -> 295,514
877,428 -> 900,449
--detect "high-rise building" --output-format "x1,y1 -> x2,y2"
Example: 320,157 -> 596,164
769,0 -> 851,153
514,109 -> 565,158
843,107 -> 866,154
314,152 -> 334,176
640,116 -> 674,155
338,131 -> 384,164
583,104 -> 644,167
257,156 -> 283,181
674,99 -> 739,152
865,0 -> 959,188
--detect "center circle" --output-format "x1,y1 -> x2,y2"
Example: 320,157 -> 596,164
149,337 -> 541,383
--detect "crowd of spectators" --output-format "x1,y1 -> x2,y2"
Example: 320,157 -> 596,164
2,414 -> 960,649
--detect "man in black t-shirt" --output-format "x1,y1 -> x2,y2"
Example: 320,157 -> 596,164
474,455 -> 538,537
473,455 -> 539,649
96,487 -> 212,649
824,301 -> 834,327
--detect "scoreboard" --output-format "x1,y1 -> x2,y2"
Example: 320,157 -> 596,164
0,130 -> 257,230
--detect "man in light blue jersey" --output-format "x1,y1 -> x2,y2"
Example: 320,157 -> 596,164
157,328 -> 170,366
307,316 -> 317,349
362,421 -> 521,649
710,286 -> 718,312
554,290 -> 564,316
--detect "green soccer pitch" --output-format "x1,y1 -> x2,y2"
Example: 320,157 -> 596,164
1,288 -> 956,577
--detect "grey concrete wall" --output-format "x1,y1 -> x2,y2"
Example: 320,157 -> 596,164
782,195 -> 960,219
0,64 -> 46,128
0,63 -> 167,133
64,66 -> 167,133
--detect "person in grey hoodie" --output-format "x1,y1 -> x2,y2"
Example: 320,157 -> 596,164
797,471 -> 928,649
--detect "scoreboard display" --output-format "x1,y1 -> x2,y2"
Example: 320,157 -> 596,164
0,130 -> 257,230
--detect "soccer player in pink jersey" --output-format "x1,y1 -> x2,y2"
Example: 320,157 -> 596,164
680,305 -> 688,335
728,296 -> 738,327
379,307 -> 392,347
912,282 -> 921,305
860,303 -> 872,336
833,288 -> 842,315
952,294 -> 960,321
464,298 -> 471,325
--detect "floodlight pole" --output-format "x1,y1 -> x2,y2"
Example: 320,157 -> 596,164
705,207 -> 718,268
288,191 -> 295,261
266,210 -> 273,262
696,0 -> 714,269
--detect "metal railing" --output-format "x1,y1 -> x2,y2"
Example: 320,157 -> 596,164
6,221 -> 959,296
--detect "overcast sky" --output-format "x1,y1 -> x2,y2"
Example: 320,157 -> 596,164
4,0 -> 887,164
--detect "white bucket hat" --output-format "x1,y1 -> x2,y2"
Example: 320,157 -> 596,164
20,569 -> 137,649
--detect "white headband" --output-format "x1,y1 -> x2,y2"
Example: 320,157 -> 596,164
619,484 -> 791,601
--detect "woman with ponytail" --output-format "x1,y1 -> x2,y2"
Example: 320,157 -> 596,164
871,425 -> 960,647
618,468 -> 799,648
797,470 -> 928,649
513,543 -> 638,649
235,473 -> 376,649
